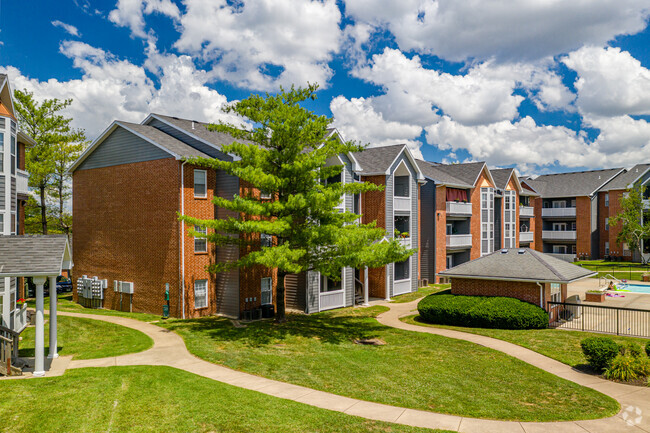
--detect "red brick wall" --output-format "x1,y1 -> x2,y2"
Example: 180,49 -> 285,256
182,164 -> 219,318
72,158 -> 182,317
362,175 -> 386,296
18,199 -> 25,235
435,185 -> 447,282
607,190 -> 629,259
576,196 -> 591,258
451,278 -> 544,307
533,196 -> 543,252
18,142 -> 26,171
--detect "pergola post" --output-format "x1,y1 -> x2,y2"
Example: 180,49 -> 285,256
33,276 -> 47,377
48,276 -> 58,359
363,266 -> 369,306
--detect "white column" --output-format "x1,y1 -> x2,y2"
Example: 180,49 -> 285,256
33,276 -> 46,377
385,264 -> 391,301
363,266 -> 369,306
48,276 -> 58,359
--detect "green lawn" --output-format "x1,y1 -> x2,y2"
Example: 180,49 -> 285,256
402,315 -> 649,368
19,315 -> 153,360
0,366 -> 443,433
390,284 -> 450,303
575,260 -> 650,282
160,306 -> 619,421
26,294 -> 162,322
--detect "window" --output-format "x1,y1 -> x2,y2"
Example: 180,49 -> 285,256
446,255 -> 453,269
550,283 -> 561,303
480,187 -> 494,255
10,135 -> 15,175
605,218 -> 609,231
605,193 -> 609,207
194,225 -> 207,253
353,193 -> 360,215
605,241 -> 610,255
261,277 -> 272,305
503,191 -> 516,249
320,272 -> 342,293
194,279 -> 208,309
394,215 -> 409,237
193,170 -> 207,198
553,245 -> 568,254
394,258 -> 410,281
446,223 -> 453,235
0,132 -> 4,174
394,176 -> 410,197
260,233 -> 273,247
553,222 -> 567,232
260,190 -> 272,199
0,214 -> 3,232
552,200 -> 566,208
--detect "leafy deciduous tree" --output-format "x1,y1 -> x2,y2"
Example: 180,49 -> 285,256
610,185 -> 650,263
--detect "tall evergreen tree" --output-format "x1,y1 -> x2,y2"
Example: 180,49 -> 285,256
50,136 -> 85,235
181,85 -> 413,321
13,89 -> 85,234
610,185 -> 650,263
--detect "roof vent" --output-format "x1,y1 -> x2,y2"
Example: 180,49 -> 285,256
598,175 -> 601,179
191,121 -> 195,130
518,249 -> 526,254
501,249 -> 508,254
636,168 -> 639,172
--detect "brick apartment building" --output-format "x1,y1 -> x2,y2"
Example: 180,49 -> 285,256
70,114 -> 424,318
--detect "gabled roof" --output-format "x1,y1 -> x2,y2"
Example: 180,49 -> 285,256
525,167 -> 624,198
490,168 -> 522,192
0,235 -> 73,277
599,164 -> 650,191
144,113 -> 244,151
416,160 -> 472,188
519,177 -> 541,196
438,248 -> 596,283
0,74 -> 16,120
352,144 -> 425,180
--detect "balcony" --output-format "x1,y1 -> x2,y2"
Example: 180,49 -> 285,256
446,234 -> 472,249
519,231 -> 534,243
519,206 -> 534,218
541,207 -> 576,218
542,230 -> 577,241
446,201 -> 472,217
16,169 -> 29,196
394,196 -> 411,212
9,304 -> 28,334
397,237 -> 411,248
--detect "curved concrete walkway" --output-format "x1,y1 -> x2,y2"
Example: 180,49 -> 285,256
49,307 -> 650,432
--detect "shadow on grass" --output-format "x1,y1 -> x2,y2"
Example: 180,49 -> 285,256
18,346 -> 63,358
163,307 -> 388,348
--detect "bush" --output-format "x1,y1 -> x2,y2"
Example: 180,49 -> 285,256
633,356 -> 650,377
417,294 -> 549,330
621,343 -> 643,358
581,337 -> 620,371
646,341 -> 650,357
604,355 -> 639,381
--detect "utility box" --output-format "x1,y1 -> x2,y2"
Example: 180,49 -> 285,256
120,281 -> 134,294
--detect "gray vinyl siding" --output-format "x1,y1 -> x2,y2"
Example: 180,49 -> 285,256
285,273 -> 306,312
420,181 -> 435,281
386,173 -> 393,237
147,118 -> 231,161
341,153 -> 355,307
0,175 -> 4,210
344,267 -> 354,307
410,173 -> 418,292
10,177 -> 16,212
214,169 -> 240,318
77,127 -> 172,171
306,270 -> 319,313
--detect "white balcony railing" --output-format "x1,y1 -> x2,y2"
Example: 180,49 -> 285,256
10,304 -> 28,334
397,237 -> 411,248
519,206 -> 534,218
547,253 -> 577,263
542,230 -> 577,240
16,169 -> 29,195
319,290 -> 345,311
541,207 -> 576,218
446,201 -> 472,217
519,231 -> 534,243
446,234 -> 472,248
394,196 -> 410,212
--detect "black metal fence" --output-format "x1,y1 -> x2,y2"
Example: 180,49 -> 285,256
547,301 -> 650,338
575,263 -> 650,282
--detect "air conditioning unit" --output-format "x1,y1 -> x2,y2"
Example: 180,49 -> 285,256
120,281 -> 134,294
114,280 -> 119,292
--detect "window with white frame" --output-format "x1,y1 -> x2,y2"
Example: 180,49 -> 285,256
503,190 -> 516,248
446,255 -> 453,269
394,176 -> 410,197
0,132 -> 4,174
260,190 -> 272,199
320,271 -> 342,293
261,277 -> 272,305
193,169 -> 207,198
10,135 -> 15,175
260,233 -> 273,247
550,283 -> 561,304
605,218 -> 609,231
394,258 -> 410,281
552,200 -> 566,208
194,279 -> 208,309
605,241 -> 610,255
604,193 -> 609,207
194,225 -> 207,253
480,187 -> 494,255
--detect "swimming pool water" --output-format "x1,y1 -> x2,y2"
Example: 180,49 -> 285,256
619,284 -> 650,294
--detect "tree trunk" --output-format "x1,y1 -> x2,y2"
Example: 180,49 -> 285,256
39,186 -> 48,235
58,181 -> 67,235
275,270 -> 287,323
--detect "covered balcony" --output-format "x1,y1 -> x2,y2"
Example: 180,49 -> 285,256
542,230 -> 577,241
519,231 -> 534,243
447,234 -> 473,249
541,207 -> 576,218
446,201 -> 472,217
519,205 -> 534,218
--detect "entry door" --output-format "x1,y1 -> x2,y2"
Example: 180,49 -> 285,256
553,222 -> 567,232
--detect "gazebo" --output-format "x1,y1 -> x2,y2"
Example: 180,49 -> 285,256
0,235 -> 72,376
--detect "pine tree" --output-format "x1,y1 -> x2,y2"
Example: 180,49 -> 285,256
181,85 -> 413,321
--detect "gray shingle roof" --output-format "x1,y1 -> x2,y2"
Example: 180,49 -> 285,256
352,144 -> 406,174
416,160 -> 472,187
438,248 -> 596,283
435,161 -> 486,186
490,168 -> 515,190
600,164 -> 650,191
527,168 -> 624,198
119,121 -> 211,159
0,235 -> 71,277
151,113 -> 247,149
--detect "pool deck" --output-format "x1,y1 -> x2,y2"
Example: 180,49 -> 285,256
567,279 -> 650,309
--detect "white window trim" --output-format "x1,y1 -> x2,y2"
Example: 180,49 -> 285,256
194,279 -> 208,310
319,271 -> 344,293
193,169 -> 207,198
194,225 -> 207,253
605,218 -> 609,231
260,233 -> 273,247
261,277 -> 273,305
394,257 -> 411,282
260,190 -> 272,200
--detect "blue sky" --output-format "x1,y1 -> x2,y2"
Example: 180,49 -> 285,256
1,0 -> 650,175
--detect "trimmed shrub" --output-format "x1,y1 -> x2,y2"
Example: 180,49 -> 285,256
417,294 -> 548,330
603,355 -> 639,381
646,341 -> 650,357
621,343 -> 643,358
581,337 -> 620,371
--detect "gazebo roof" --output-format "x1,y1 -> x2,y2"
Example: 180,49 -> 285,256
438,248 -> 596,283
0,235 -> 72,277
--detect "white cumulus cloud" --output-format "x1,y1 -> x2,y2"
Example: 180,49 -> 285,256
51,20 -> 81,37
108,0 -> 180,38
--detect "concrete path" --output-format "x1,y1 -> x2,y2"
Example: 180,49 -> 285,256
25,308 -> 650,432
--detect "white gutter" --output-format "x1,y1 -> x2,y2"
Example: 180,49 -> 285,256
537,282 -> 544,309
180,161 -> 187,319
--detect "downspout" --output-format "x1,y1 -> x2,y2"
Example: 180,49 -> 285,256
536,282 -> 544,309
180,161 -> 187,319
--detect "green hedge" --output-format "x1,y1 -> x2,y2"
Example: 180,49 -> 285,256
417,294 -> 549,329
580,337 -> 620,371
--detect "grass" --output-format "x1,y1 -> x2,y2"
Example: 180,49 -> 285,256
159,305 -> 619,421
0,366 -> 445,433
401,314 -> 649,368
26,294 -> 162,322
18,315 -> 153,360
390,284 -> 450,303
576,260 -> 650,282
